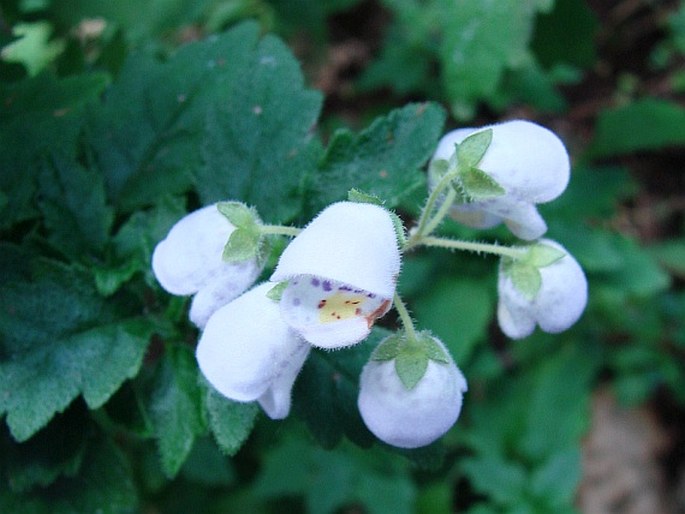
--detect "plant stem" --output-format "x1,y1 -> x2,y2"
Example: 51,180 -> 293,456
260,224 -> 301,237
420,236 -> 526,260
393,291 -> 418,343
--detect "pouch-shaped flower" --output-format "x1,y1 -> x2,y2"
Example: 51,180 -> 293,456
430,120 -> 570,240
357,337 -> 467,449
152,204 -> 262,328
271,202 -> 401,349
497,239 -> 588,339
196,283 -> 310,419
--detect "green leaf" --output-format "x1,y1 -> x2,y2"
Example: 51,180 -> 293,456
146,344 -> 206,478
529,448 -> 581,507
216,201 -> 260,229
461,456 -> 527,505
179,437 -> 235,487
37,151 -> 113,259
371,333 -> 402,361
456,128 -> 492,168
308,102 -> 446,214
395,347 -> 429,390
197,26 -> 323,223
0,72 -> 108,230
0,437 -> 137,514
439,0 -> 541,119
458,166 -> 506,200
205,386 -> 259,456
649,239 -> 685,278
254,433 -> 415,514
588,98 -> 685,158
0,256 -> 154,441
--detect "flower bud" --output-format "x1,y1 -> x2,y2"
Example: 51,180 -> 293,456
358,337 -> 467,449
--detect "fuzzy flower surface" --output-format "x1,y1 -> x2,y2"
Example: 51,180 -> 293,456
196,283 -> 310,419
152,204 -> 262,328
498,239 -> 588,339
271,201 -> 401,349
430,120 -> 570,240
358,336 -> 467,449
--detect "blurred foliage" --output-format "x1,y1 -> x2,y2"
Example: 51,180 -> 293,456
1,0 -> 685,512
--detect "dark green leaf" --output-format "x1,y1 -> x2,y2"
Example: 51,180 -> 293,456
461,456 -> 527,505
308,103 -> 446,214
588,98 -> 685,158
146,344 -> 206,477
205,386 -> 259,457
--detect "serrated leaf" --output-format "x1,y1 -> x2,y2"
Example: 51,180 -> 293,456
527,243 -> 566,268
222,227 -> 260,263
254,434 -> 415,514
0,257 -> 154,441
147,344 -> 206,478
507,262 -> 542,300
395,347 -> 429,390
197,25 -> 323,223
205,387 -> 259,456
307,102 -> 446,215
293,330 -> 393,448
459,166 -> 505,200
456,128 -> 492,168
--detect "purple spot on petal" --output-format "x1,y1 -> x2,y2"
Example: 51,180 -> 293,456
367,293 -> 376,299
339,285 -> 352,291
311,278 -> 320,287
322,281 -> 332,291
293,298 -> 301,306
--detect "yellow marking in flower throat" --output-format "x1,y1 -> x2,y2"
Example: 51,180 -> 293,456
318,292 -> 366,323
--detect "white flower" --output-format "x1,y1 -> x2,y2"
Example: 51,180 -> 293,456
151,204 -> 262,329
196,283 -> 310,419
497,239 -> 588,339
430,120 -> 570,240
357,337 -> 467,449
271,202 -> 401,349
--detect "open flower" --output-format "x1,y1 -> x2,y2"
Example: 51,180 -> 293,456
151,204 -> 262,328
430,120 -> 570,240
271,201 -> 401,349
498,239 -> 588,339
357,336 -> 467,449
196,283 -> 310,419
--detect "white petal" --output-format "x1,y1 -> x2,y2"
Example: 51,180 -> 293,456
279,276 -> 391,349
501,203 -> 547,241
257,341 -> 310,419
152,204 -> 235,295
271,202 -> 401,299
189,260 -> 262,329
358,339 -> 467,449
497,239 -> 588,339
196,283 -> 307,410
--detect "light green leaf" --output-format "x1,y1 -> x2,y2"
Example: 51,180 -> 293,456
205,387 -> 259,456
421,335 -> 450,364
456,128 -> 492,168
216,201 -> 259,229
459,166 -> 506,200
371,334 -> 402,361
308,102 -> 446,215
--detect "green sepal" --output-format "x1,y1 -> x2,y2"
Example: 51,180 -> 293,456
456,128 -> 492,168
222,228 -> 260,263
266,281 -> 289,302
459,166 -> 505,200
503,259 -> 542,300
371,333 -> 402,361
527,243 -> 566,268
421,335 -> 450,364
390,211 -> 407,248
429,159 -> 449,182
216,201 -> 260,229
395,347 -> 429,390
347,188 -> 384,206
